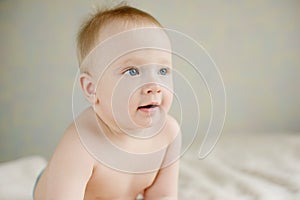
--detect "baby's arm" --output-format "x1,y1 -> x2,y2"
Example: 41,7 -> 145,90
42,124 -> 94,199
143,116 -> 181,200
143,160 -> 179,200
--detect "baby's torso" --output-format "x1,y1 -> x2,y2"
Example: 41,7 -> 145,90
84,161 -> 158,200
34,109 -> 178,200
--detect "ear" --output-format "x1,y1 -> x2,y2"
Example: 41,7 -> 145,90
79,73 -> 99,104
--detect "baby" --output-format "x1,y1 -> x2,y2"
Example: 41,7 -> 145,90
34,4 -> 181,200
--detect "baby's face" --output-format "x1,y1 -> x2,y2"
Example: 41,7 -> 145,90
95,49 -> 173,132
82,21 -> 173,135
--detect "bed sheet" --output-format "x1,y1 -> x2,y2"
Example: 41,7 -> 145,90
179,132 -> 300,200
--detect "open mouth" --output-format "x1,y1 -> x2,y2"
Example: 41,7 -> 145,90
137,104 -> 160,112
138,104 -> 158,109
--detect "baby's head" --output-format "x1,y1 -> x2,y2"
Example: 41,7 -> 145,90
77,4 -> 173,134
77,4 -> 163,69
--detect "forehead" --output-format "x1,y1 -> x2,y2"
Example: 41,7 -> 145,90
97,19 -> 164,44
112,49 -> 172,67
81,20 -> 172,72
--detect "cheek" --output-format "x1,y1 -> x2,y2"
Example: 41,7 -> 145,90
128,90 -> 140,110
96,86 -> 112,107
117,78 -> 141,102
162,91 -> 173,112
110,80 -> 136,117
96,76 -> 117,102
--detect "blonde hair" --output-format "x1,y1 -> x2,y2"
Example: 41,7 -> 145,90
76,3 -> 162,71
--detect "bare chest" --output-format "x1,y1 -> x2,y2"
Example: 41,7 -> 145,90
84,163 -> 158,200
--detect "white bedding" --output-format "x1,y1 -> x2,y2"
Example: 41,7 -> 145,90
179,132 -> 300,200
0,156 -> 47,200
0,132 -> 299,200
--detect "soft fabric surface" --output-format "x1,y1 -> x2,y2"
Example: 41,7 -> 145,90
0,156 -> 47,200
0,132 -> 299,200
179,132 -> 300,200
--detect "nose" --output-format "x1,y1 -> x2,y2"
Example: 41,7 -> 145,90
142,83 -> 161,94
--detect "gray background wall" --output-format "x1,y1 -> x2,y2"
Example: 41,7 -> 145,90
1,0 -> 299,161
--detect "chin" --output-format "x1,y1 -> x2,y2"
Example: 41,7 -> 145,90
135,120 -> 154,128
138,116 -> 166,129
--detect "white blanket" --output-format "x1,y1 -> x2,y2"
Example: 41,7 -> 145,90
0,156 -> 47,200
0,132 -> 299,200
179,132 -> 300,199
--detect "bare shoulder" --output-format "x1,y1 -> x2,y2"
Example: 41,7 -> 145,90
56,122 -> 92,160
34,108 -> 97,199
165,115 -> 180,130
50,107 -> 97,166
47,114 -> 96,172
164,115 -> 181,143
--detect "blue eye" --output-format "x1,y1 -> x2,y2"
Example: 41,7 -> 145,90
125,68 -> 139,76
159,68 -> 168,75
